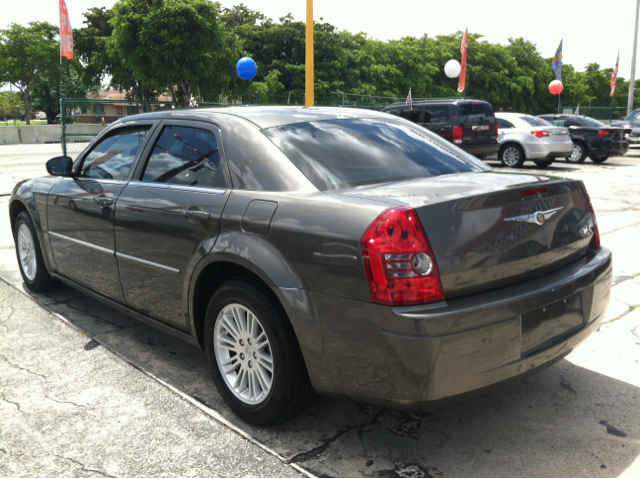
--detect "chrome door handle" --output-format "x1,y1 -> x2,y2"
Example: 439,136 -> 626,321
93,195 -> 113,207
180,208 -> 210,220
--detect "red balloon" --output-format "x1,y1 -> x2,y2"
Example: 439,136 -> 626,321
549,80 -> 564,95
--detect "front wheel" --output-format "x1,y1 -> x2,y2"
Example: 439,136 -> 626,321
499,144 -> 526,168
590,155 -> 609,163
204,279 -> 313,426
534,159 -> 554,168
566,142 -> 588,163
14,211 -> 57,293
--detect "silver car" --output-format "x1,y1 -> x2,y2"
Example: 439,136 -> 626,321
491,113 -> 574,168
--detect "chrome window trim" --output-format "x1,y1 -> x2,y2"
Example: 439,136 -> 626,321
116,252 -> 181,275
61,178 -> 128,186
49,232 -> 114,255
128,181 -> 227,195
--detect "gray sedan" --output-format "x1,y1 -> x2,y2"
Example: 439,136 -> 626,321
492,112 -> 574,167
9,107 -> 611,425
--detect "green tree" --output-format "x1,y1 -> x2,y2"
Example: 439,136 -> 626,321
0,91 -> 24,125
0,22 -> 59,124
109,0 -> 227,107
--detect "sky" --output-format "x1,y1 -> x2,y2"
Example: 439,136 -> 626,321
3,0 -> 640,79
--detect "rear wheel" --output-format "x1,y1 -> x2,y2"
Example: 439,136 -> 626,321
590,155 -> 609,163
499,144 -> 525,168
566,142 -> 587,163
204,279 -> 313,426
534,159 -> 554,168
14,211 -> 57,293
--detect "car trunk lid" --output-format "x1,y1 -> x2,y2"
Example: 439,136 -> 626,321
338,172 -> 595,298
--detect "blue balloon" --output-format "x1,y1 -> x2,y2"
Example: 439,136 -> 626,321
236,57 -> 257,81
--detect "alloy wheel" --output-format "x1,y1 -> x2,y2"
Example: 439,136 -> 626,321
502,146 -> 521,167
17,223 -> 37,281
569,144 -> 583,163
214,303 -> 274,405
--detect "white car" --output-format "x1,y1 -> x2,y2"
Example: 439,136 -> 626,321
490,112 -> 574,168
35,111 -> 47,120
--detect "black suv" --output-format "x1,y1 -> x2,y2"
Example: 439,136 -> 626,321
382,99 -> 499,159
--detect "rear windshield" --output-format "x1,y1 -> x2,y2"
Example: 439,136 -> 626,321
262,119 -> 488,191
574,116 -> 607,127
520,116 -> 553,127
458,102 -> 495,122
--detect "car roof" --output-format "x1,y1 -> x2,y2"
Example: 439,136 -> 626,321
113,106 -> 392,130
383,99 -> 488,108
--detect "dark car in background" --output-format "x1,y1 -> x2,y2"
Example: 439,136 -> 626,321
10,107 -> 611,426
382,99 -> 499,159
609,109 -> 640,144
539,114 -> 629,164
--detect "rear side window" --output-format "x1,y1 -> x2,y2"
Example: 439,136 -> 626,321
458,102 -> 495,123
263,119 -> 488,191
496,118 -> 515,129
424,105 -> 452,124
142,125 -> 226,188
81,126 -> 150,180
399,107 -> 423,123
520,116 -> 552,127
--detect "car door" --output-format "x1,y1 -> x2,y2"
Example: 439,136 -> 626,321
47,122 -> 156,301
114,120 -> 231,331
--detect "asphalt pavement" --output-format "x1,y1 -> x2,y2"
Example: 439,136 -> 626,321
1,145 -> 639,477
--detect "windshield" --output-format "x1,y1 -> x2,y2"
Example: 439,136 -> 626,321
626,110 -> 640,121
520,116 -> 553,127
263,119 -> 488,191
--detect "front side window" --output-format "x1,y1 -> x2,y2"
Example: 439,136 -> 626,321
81,126 -> 150,180
263,119 -> 488,191
399,107 -> 423,123
141,125 -> 226,188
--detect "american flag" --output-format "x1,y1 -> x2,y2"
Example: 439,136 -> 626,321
611,52 -> 619,97
406,88 -> 412,109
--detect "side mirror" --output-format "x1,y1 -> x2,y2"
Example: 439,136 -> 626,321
46,156 -> 74,176
621,117 -> 626,121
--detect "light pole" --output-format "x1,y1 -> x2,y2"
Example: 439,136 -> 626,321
628,0 -> 640,115
233,7 -> 238,102
304,0 -> 314,108
423,33 -> 428,98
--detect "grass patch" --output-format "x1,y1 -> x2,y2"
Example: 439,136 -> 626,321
630,305 -> 637,312
0,121 -> 48,126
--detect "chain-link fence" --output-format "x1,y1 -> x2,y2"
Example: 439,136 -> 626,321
61,98 -> 224,158
61,92 -> 437,157
561,105 -> 639,123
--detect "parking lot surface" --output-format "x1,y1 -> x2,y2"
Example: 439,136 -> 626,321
1,145 -> 639,477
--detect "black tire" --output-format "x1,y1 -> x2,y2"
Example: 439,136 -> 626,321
534,159 -> 554,167
566,142 -> 588,163
499,143 -> 526,168
590,155 -> 609,163
204,279 -> 313,426
13,211 -> 57,293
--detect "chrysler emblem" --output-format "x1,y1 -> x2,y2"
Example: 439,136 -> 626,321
504,207 -> 564,226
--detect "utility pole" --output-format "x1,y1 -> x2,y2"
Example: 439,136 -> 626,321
423,33 -> 427,98
628,0 -> 640,115
304,0 -> 314,108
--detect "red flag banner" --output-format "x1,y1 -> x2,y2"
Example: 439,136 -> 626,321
59,0 -> 73,59
457,29 -> 468,93
611,52 -> 619,97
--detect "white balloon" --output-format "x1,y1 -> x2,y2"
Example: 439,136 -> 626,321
444,59 -> 461,78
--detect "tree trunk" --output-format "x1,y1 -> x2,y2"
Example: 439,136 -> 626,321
167,78 -> 178,109
24,88 -> 31,126
179,79 -> 192,108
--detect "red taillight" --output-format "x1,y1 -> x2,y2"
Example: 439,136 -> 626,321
531,130 -> 550,138
453,126 -> 463,144
495,123 -> 499,138
361,208 -> 445,306
584,190 -> 601,249
597,130 -> 610,138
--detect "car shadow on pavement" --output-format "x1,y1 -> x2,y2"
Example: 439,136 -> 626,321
15,282 -> 640,478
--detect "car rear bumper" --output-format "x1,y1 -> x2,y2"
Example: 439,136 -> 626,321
589,139 -> 629,157
291,247 -> 612,407
524,141 -> 574,159
461,143 -> 500,158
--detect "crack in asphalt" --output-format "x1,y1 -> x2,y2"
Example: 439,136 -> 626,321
53,455 -> 115,478
45,395 -> 86,409
1,395 -> 26,414
0,353 -> 47,380
288,410 -> 384,464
